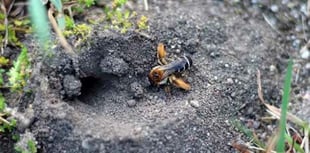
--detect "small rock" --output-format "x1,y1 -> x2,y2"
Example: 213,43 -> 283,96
230,92 -> 236,98
100,57 -> 129,76
292,39 -> 301,49
269,65 -> 276,72
270,5 -> 279,12
210,51 -> 220,58
210,52 -> 216,58
189,100 -> 200,108
246,106 -> 254,115
253,121 -> 260,129
127,99 -> 137,107
154,96 -> 158,100
226,78 -> 234,84
300,46 -> 310,59
187,77 -> 193,83
63,75 -> 82,98
82,137 -> 100,151
306,63 -> 310,69
130,82 -> 144,98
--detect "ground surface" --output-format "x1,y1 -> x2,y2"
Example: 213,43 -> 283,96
1,0 -> 309,153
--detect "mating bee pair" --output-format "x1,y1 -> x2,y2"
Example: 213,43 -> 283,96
148,43 -> 193,91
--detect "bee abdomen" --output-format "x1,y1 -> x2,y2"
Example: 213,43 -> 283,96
184,56 -> 192,69
176,56 -> 192,72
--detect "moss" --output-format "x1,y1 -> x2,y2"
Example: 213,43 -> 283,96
63,23 -> 92,42
137,15 -> 149,30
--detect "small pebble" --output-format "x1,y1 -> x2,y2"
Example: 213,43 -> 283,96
292,39 -> 301,49
270,5 -> 279,12
187,77 -> 193,83
300,46 -> 310,59
130,82 -> 144,98
127,100 -> 137,107
269,65 -> 276,72
226,78 -> 234,84
82,137 -> 99,151
189,100 -> 200,108
305,63 -> 310,69
230,92 -> 236,98
253,121 -> 260,129
210,52 -> 216,58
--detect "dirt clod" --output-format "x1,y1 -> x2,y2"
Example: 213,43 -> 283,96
126,99 -> 137,107
100,56 -> 129,76
63,75 -> 82,98
130,82 -> 144,99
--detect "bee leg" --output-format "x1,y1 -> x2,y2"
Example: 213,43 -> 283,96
169,75 -> 191,91
157,43 -> 168,65
164,85 -> 172,99
156,85 -> 161,92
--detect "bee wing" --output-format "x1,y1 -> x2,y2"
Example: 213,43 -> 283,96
157,65 -> 176,79
169,75 -> 191,90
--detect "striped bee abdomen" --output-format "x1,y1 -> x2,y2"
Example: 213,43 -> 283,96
167,56 -> 193,73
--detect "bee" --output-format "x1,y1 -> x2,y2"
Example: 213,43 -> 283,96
148,43 -> 193,91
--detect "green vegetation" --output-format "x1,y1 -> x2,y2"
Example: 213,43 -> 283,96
27,140 -> 38,153
137,15 -> 149,30
64,23 -> 92,42
0,94 -> 17,133
0,47 -> 32,152
78,0 -> 96,8
233,61 -> 310,153
103,0 -> 149,33
276,59 -> 293,152
0,18 -> 30,48
0,47 -> 30,136
0,46 -> 30,135
231,119 -> 265,148
104,7 -> 135,33
15,139 -> 37,153
8,46 -> 31,92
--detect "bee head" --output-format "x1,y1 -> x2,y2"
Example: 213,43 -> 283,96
148,67 -> 164,86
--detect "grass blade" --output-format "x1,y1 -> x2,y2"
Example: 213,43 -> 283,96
276,59 -> 293,152
28,0 -> 51,48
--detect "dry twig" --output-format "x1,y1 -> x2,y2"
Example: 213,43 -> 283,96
47,4 -> 76,57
